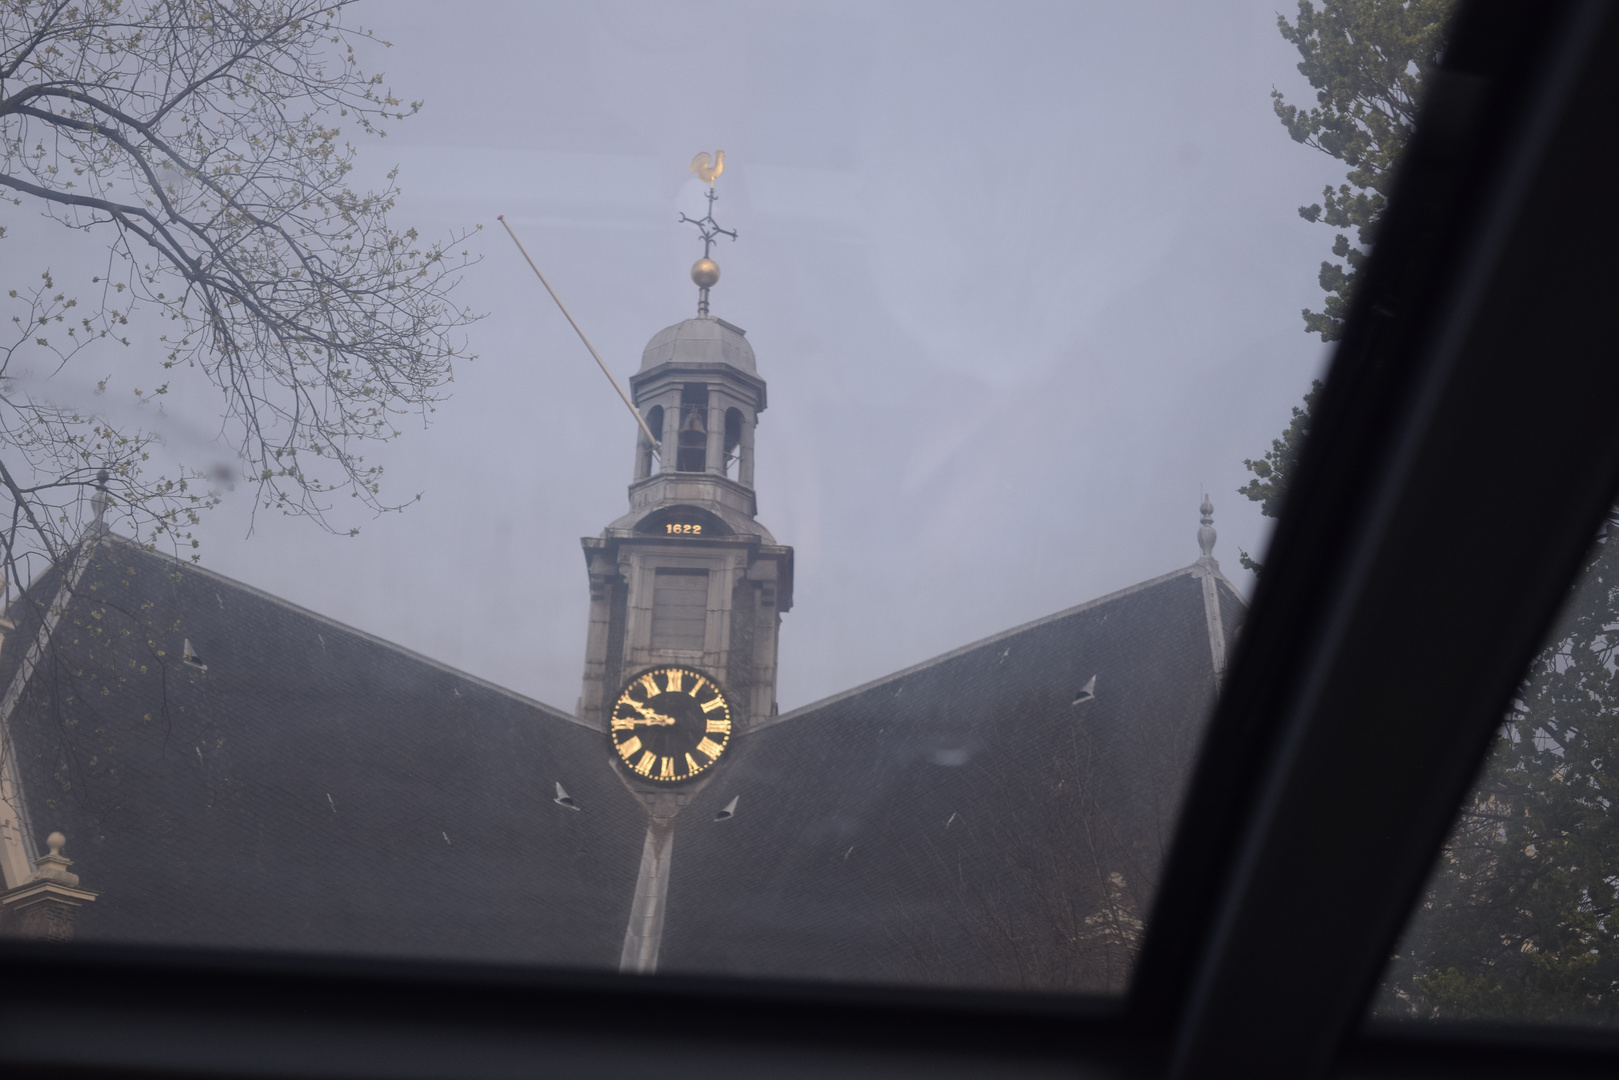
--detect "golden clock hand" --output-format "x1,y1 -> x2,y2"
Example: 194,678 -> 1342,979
623,699 -> 677,727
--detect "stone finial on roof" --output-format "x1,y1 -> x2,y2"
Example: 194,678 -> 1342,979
33,832 -> 80,887
89,468 -> 109,534
2,831 -> 95,940
1194,495 -> 1228,684
1198,495 -> 1217,561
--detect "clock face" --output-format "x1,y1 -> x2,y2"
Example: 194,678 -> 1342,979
609,666 -> 733,782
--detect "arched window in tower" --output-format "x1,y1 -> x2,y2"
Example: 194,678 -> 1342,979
723,408 -> 743,479
676,384 -> 708,472
640,405 -> 663,479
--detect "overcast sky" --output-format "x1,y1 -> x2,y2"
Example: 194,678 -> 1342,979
12,1 -> 1347,712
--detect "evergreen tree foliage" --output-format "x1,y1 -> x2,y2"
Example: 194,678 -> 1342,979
1382,515 -> 1619,1023
1249,2 -> 1619,1025
1240,0 -> 1455,570
1274,0 -> 1451,343
1236,379 -> 1321,572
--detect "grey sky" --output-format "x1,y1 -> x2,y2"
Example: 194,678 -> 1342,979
14,2 -> 1346,712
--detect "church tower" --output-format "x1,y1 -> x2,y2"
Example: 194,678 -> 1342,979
578,163 -> 792,742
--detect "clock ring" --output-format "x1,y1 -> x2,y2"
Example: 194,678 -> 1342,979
609,665 -> 733,782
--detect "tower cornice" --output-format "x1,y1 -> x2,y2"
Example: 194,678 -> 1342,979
630,360 -> 767,412
621,473 -> 761,527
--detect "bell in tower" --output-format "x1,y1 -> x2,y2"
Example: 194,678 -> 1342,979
577,159 -> 793,754
676,387 -> 709,473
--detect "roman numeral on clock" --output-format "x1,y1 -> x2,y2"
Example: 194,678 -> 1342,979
614,668 -> 730,782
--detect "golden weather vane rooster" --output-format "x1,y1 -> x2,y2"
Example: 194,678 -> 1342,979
690,150 -> 725,187
680,151 -> 737,317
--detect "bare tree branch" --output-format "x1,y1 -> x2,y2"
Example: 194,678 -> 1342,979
0,1 -> 479,804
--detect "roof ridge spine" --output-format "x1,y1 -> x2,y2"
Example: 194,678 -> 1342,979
94,533 -> 594,732
1198,565 -> 1228,689
757,562 -> 1222,733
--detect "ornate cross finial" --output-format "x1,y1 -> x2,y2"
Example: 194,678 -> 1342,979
680,151 -> 737,317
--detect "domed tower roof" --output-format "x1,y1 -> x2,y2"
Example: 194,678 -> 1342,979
639,317 -> 755,375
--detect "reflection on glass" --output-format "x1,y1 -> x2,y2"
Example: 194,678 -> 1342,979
0,1 -> 1331,994
1379,511 -> 1619,1025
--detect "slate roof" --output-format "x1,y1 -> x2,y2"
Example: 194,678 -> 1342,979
656,564 -> 1242,992
0,535 -> 648,966
0,535 -> 1241,992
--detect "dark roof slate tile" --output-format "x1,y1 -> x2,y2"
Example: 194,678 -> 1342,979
4,538 -> 646,967
658,567 -> 1242,991
0,538 -> 1244,993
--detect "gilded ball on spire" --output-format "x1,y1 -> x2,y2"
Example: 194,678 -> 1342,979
691,258 -> 720,288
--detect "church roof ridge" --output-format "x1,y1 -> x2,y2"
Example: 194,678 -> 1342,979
90,533 -> 592,732
758,560 -> 1239,733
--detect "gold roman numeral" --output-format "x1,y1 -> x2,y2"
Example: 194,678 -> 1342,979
664,668 -> 683,692
619,735 -> 642,757
659,756 -> 674,778
696,737 -> 724,760
634,751 -> 656,776
701,695 -> 726,713
685,752 -> 700,774
638,673 -> 660,697
706,717 -> 731,734
611,715 -> 638,731
688,675 -> 710,697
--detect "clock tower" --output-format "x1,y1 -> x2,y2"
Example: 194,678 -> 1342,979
577,207 -> 793,738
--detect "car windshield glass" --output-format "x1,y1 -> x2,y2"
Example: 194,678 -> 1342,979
0,0 -> 1401,995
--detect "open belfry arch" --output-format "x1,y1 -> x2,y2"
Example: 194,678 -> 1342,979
579,316 -> 792,734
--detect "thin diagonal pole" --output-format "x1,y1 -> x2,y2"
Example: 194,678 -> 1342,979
497,215 -> 661,450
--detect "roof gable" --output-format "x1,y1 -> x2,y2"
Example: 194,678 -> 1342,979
2,538 -> 646,965
0,540 -> 1245,990
658,566 -> 1243,989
